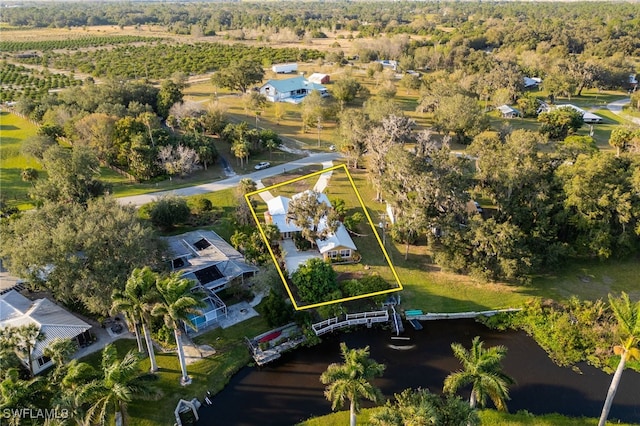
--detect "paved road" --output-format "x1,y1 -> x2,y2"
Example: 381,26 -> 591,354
606,97 -> 640,125
116,152 -> 341,207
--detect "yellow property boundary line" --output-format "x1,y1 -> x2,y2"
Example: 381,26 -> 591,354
245,163 -> 403,310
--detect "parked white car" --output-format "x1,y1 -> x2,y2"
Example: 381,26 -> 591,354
254,161 -> 271,170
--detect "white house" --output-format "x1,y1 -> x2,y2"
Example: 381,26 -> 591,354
377,59 -> 398,71
524,77 -> 542,88
497,105 -> 521,118
264,191 -> 358,262
0,290 -> 92,375
556,104 -> 603,123
259,76 -> 328,103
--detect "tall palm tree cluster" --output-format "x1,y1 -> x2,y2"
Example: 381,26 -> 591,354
112,267 -> 206,385
0,267 -> 205,425
321,339 -> 512,426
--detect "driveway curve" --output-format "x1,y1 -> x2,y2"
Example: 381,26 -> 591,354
607,98 -> 640,125
116,152 -> 341,207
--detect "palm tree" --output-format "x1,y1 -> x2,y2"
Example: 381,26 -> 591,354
320,342 -> 385,426
113,267 -> 160,373
152,272 -> 205,385
0,369 -> 44,423
231,140 -> 250,168
54,359 -> 101,421
44,338 -> 78,382
81,344 -> 155,426
111,289 -> 145,354
598,292 -> 640,426
11,324 -> 46,377
263,138 -> 279,160
369,388 -> 480,426
237,177 -> 257,196
444,336 -> 515,411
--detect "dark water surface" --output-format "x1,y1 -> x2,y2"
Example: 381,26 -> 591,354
198,319 -> 640,426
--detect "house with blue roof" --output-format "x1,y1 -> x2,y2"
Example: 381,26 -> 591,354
259,76 -> 328,104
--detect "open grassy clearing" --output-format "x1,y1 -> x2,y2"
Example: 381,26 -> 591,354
0,110 -> 42,209
297,168 -> 533,312
533,257 -> 640,302
210,93 -> 340,151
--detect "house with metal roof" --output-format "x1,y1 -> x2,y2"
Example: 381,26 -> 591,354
164,230 -> 258,292
497,104 -> 521,118
0,290 -> 92,374
524,76 -> 542,88
259,76 -> 328,103
264,191 -> 358,271
556,104 -> 603,123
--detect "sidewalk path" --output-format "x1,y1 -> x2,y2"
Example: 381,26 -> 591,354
312,160 -> 334,192
117,152 -> 340,207
255,180 -> 274,202
606,98 -> 640,125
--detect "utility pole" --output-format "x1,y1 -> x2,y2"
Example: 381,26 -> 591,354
378,213 -> 387,246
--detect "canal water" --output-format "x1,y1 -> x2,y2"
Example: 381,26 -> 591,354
198,319 -> 640,426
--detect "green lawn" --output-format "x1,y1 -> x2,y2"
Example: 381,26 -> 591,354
532,257 -> 640,301
298,408 -> 638,426
81,316 -> 271,426
0,110 -> 42,209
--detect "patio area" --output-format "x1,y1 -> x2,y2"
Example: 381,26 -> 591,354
280,239 -> 321,275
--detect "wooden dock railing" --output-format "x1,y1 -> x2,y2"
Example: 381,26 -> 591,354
312,310 -> 389,336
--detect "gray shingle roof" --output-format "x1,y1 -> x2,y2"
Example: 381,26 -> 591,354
162,230 -> 258,288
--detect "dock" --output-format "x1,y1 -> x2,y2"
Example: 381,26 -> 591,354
312,310 -> 389,336
390,305 -> 404,336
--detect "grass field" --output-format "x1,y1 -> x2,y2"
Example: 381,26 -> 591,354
298,408 -> 638,426
0,110 -> 42,209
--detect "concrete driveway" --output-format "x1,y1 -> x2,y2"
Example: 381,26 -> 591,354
607,98 -> 640,125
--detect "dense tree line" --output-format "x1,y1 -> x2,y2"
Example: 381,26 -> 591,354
0,197 -> 163,314
350,104 -> 640,282
2,2 -> 638,57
